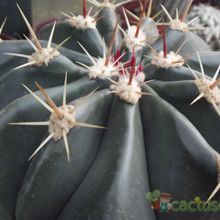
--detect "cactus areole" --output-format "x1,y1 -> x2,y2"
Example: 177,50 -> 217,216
0,1 -> 220,220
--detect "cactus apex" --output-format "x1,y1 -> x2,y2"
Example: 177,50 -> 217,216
109,51 -> 148,104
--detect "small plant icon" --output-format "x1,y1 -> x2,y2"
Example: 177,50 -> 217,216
146,190 -> 161,210
194,196 -> 202,205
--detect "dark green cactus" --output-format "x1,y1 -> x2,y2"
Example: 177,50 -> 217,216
0,1 -> 219,220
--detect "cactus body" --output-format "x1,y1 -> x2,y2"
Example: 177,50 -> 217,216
0,1 -> 219,220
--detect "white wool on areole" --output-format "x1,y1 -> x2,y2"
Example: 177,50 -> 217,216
49,105 -> 76,141
195,79 -> 220,105
123,26 -> 146,51
151,51 -> 184,68
88,58 -> 119,79
29,48 -> 60,66
170,19 -> 189,32
67,15 -> 96,29
110,75 -> 142,104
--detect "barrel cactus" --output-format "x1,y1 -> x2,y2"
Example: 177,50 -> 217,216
0,1 -> 220,220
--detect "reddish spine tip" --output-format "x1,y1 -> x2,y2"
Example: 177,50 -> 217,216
83,0 -> 87,18
143,0 -> 148,15
162,24 -> 167,59
138,64 -> 143,74
128,49 -> 136,85
135,9 -> 144,38
210,79 -> 220,90
135,22 -> 141,38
